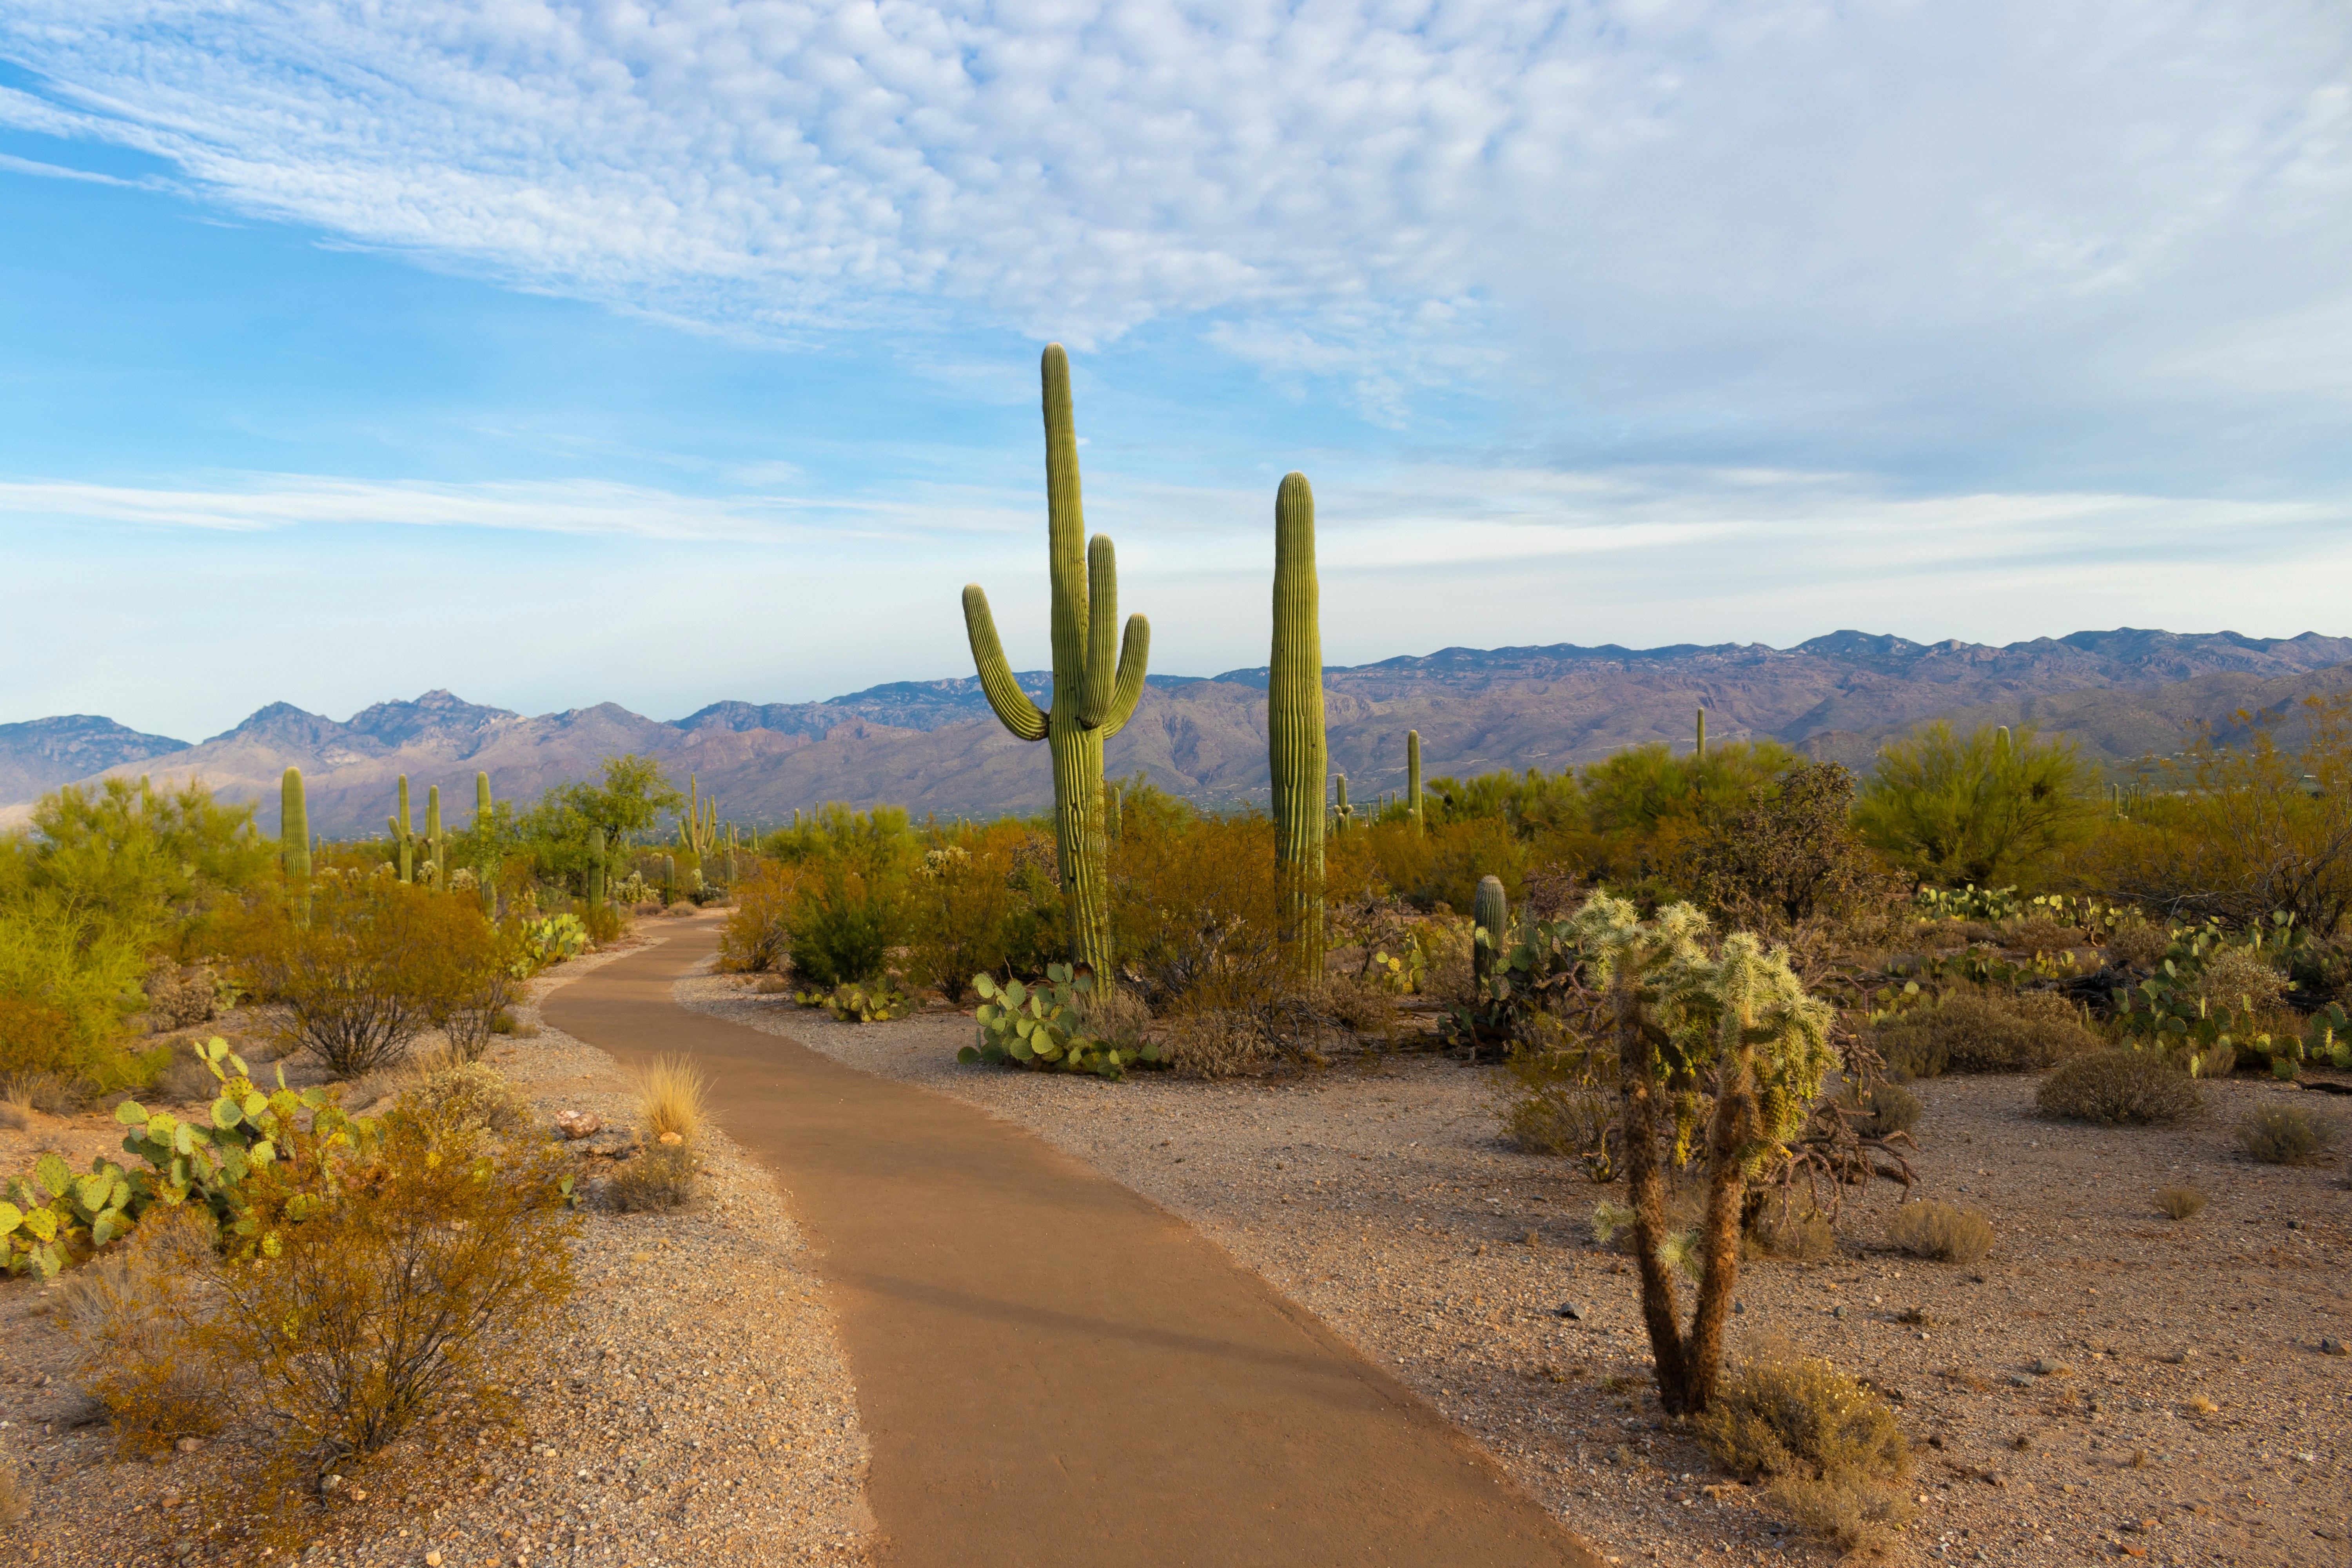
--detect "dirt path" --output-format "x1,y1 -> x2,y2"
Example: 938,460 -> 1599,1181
542,927 -> 1606,1568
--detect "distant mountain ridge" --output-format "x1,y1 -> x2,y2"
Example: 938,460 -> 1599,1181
6,628 -> 2350,834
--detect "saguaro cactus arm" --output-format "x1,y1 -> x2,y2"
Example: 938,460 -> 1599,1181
962,585 -> 1049,741
1098,612 -> 1152,738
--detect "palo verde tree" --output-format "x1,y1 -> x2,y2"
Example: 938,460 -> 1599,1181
1853,720 -> 2092,887
1570,894 -> 1835,1414
961,345 -> 1151,980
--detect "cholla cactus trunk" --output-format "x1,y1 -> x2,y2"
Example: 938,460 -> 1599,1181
587,827 -> 607,906
1406,729 -> 1423,834
1472,874 -> 1507,986
960,345 -> 1151,982
1270,472 -> 1326,980
281,768 -> 311,922
1695,708 -> 1707,760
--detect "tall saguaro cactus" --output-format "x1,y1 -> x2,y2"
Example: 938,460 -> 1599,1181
961,345 -> 1152,980
587,826 -> 608,907
281,768 -> 311,920
1270,472 -> 1326,978
426,786 -> 445,887
1695,708 -> 1708,760
388,775 -> 415,883
1406,729 -> 1424,834
475,771 -> 497,914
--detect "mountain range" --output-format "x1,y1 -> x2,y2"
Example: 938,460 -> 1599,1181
5,628 -> 2350,837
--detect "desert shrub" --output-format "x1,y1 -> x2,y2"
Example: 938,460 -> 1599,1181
152,1040 -> 221,1103
1835,1079 -> 1922,1138
1077,983 -> 1154,1050
633,1053 -> 707,1143
144,958 -> 218,1030
234,873 -> 501,1076
2003,916 -> 2085,953
2193,946 -> 2291,1016
2,1069 -> 81,1116
1157,1008 -> 1273,1079
1884,1200 -> 1994,1263
579,897 -> 628,946
719,860 -> 797,974
1315,972 -> 1398,1041
60,1208 -> 230,1455
2103,920 -> 2171,969
1747,1205 -> 1840,1261
1109,811 -> 1288,1013
610,1139 -> 698,1212
1872,988 -> 2098,1077
2155,1185 -> 2207,1220
1855,721 -> 2094,887
402,1059 -> 532,1138
1695,1340 -> 1911,1553
1499,1043 -> 1620,1177
904,841 -> 1014,1001
2237,1104 -> 2336,1165
207,1107 -> 578,1469
438,958 -> 518,1065
1372,814 -> 1535,915
1682,763 -> 1904,933
2036,1050 -> 2202,1125
788,862 -> 902,987
0,909 -> 147,1081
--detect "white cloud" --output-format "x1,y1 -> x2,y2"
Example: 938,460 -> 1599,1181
3,0 -> 2343,450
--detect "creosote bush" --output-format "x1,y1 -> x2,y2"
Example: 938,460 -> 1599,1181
2036,1050 -> 2202,1126
402,1058 -> 533,1138
1873,988 -> 2099,1078
1885,1200 -> 1994,1265
2237,1104 -> 2336,1165
1695,1339 -> 1913,1557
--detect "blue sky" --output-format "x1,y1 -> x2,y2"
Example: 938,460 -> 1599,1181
4,1 -> 2350,741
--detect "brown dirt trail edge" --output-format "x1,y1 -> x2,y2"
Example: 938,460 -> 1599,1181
546,926 -> 1608,1568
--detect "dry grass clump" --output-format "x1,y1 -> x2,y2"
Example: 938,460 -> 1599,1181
1503,1086 -> 1619,1170
2236,1104 -> 2336,1165
1077,984 -> 1154,1049
59,1209 -> 230,1456
2003,916 -> 2085,953
151,1042 -> 222,1104
1885,1200 -> 1994,1265
633,1053 -> 708,1142
1873,988 -> 2098,1078
1695,1339 -> 1913,1557
2036,1050 -> 2202,1125
2155,1185 -> 2208,1220
402,1058 -> 533,1138
4,1069 -> 82,1118
1835,1079 -> 1922,1138
1159,1009 -> 1274,1079
1315,972 -> 1398,1040
610,1140 -> 699,1212
1748,1205 -> 1840,1261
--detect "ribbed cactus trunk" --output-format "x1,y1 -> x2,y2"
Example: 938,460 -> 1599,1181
1473,875 -> 1508,986
961,345 -> 1152,983
1406,729 -> 1423,835
426,786 -> 444,887
587,827 -> 607,907
390,775 -> 414,882
663,854 -> 677,907
475,771 -> 497,915
1270,472 -> 1327,982
1332,773 -> 1351,834
281,767 -> 311,922
1695,708 -> 1707,760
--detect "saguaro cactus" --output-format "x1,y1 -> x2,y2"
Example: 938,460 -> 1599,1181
1473,874 -> 1508,987
281,768 -> 311,917
587,826 -> 608,906
1332,773 -> 1353,834
676,773 -> 718,890
388,775 -> 415,883
426,786 -> 445,887
1406,729 -> 1423,835
1270,472 -> 1327,978
1695,708 -> 1708,760
662,854 -> 677,906
961,345 -> 1152,980
475,771 -> 498,914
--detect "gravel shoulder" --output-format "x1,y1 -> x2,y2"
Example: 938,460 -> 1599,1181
1,925 -> 874,1568
681,971 -> 2352,1568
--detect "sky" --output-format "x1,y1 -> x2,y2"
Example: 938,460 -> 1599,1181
3,0 -> 2349,742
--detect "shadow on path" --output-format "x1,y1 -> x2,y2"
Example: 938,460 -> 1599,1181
543,926 -> 1608,1568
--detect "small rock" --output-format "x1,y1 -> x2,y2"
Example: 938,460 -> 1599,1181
658,1131 -> 684,1146
553,1109 -> 602,1140
1555,1302 -> 1586,1320
175,1436 -> 205,1452
2034,1358 -> 2074,1376
1833,1305 -> 1846,1319
2320,1338 -> 2348,1357
427,1556 -> 443,1567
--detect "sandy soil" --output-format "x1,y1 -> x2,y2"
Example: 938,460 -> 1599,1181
0,928 -> 873,1568
681,971 -> 2352,1567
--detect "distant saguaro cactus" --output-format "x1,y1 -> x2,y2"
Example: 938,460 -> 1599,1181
1270,471 -> 1327,979
475,771 -> 497,915
961,345 -> 1152,981
1332,773 -> 1353,834
281,768 -> 311,922
1695,708 -> 1708,760
426,785 -> 445,887
1407,729 -> 1423,835
587,826 -> 607,907
662,854 -> 677,907
388,775 -> 415,882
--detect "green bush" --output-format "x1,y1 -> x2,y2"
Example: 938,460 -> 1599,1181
1854,720 -> 2094,886
787,862 -> 902,987
2036,1049 -> 2202,1125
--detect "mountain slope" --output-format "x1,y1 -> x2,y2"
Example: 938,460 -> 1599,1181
0,715 -> 190,802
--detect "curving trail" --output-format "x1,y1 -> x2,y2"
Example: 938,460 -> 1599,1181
545,925 -> 1608,1568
